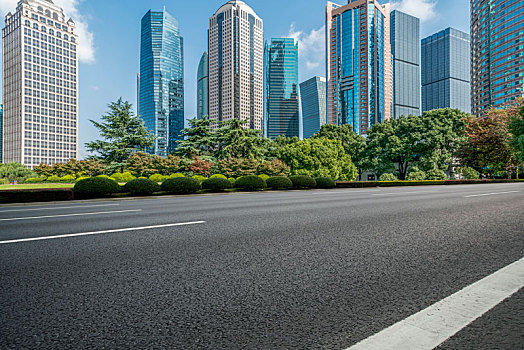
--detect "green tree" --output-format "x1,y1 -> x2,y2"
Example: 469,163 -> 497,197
215,119 -> 270,160
176,116 -> 215,157
125,152 -> 158,177
509,99 -> 524,166
0,163 -> 36,182
86,98 -> 155,168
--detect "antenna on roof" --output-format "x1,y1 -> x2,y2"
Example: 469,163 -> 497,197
163,4 -> 166,12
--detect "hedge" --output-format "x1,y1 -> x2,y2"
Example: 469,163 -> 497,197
73,177 -> 121,197
124,178 -> 161,195
266,176 -> 293,190
149,174 -> 168,183
290,175 -> 316,189
192,175 -> 207,183
235,175 -> 266,191
314,177 -> 336,189
202,177 -> 233,192
0,189 -> 74,204
336,179 -> 524,188
161,177 -> 201,194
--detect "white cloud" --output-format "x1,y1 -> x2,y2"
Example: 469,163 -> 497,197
287,23 -> 325,78
391,0 -> 438,21
0,0 -> 95,63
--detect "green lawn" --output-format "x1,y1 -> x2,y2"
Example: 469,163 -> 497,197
0,184 -> 74,191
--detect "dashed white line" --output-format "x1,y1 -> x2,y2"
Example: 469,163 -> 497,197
0,209 -> 141,222
0,203 -> 120,213
345,257 -> 524,350
0,221 -> 206,245
464,191 -> 520,198
371,191 -> 437,196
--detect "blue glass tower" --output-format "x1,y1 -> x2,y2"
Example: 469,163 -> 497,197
300,77 -> 327,139
0,104 -> 3,163
139,10 -> 184,156
422,28 -> 471,113
197,52 -> 209,120
264,38 -> 299,139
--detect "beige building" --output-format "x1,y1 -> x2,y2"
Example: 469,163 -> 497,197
2,0 -> 78,167
208,0 -> 264,130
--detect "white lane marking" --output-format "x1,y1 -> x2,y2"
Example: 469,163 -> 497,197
371,191 -> 437,196
0,203 -> 120,213
464,191 -> 520,198
0,209 -> 141,222
345,257 -> 524,350
0,221 -> 206,245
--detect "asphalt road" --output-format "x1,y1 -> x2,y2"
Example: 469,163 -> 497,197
1,183 -> 523,349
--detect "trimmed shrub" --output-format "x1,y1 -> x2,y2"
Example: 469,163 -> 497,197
379,173 -> 398,181
111,172 -> 136,183
202,177 -> 233,192
315,177 -> 336,189
234,175 -> 266,191
266,176 -> 293,190
161,177 -> 201,194
74,177 -> 120,197
138,176 -> 148,179
407,171 -> 427,181
258,174 -> 270,181
149,174 -> 167,183
124,178 -> 161,195
459,166 -> 479,180
228,177 -> 236,186
96,175 -> 112,179
75,176 -> 89,183
60,175 -> 76,183
192,175 -> 207,183
46,175 -> 61,183
210,174 -> 227,179
290,175 -> 317,189
25,177 -> 44,184
426,169 -> 448,180
169,173 -> 185,178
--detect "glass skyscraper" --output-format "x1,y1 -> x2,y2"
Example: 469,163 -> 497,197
421,28 -> 471,113
139,10 -> 184,157
391,10 -> 420,118
300,77 -> 327,139
264,38 -> 299,139
471,0 -> 524,116
0,104 -> 3,163
197,51 -> 209,119
326,0 -> 392,135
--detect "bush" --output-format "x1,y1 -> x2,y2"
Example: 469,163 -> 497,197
407,171 -> 427,181
0,178 -> 9,185
192,175 -> 207,183
46,175 -> 61,183
290,175 -> 317,189
228,177 -> 236,186
258,174 -> 270,181
234,175 -> 266,191
161,177 -> 201,194
379,173 -> 398,181
96,175 -> 112,179
315,177 -> 336,189
266,176 -> 293,190
202,177 -> 233,192
210,174 -> 227,179
111,172 -> 136,183
75,176 -> 89,183
124,178 -> 161,195
60,175 -> 76,183
74,177 -> 121,197
169,173 -> 185,178
149,174 -> 167,183
25,177 -> 44,184
459,166 -> 479,180
426,169 -> 448,180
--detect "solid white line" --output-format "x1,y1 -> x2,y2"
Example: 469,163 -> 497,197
345,257 -> 524,350
0,203 -> 120,213
0,209 -> 142,222
0,221 -> 206,245
464,191 -> 520,198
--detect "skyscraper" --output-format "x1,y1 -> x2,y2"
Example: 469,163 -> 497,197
326,0 -> 392,135
421,28 -> 471,113
197,51 -> 209,119
2,0 -> 79,168
300,77 -> 327,139
471,0 -> 524,116
0,104 -> 3,163
264,38 -> 299,139
208,0 -> 264,130
139,10 -> 184,157
391,10 -> 420,118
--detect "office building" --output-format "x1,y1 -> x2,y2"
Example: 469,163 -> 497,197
471,0 -> 524,116
208,0 -> 264,130
264,38 -> 299,139
326,0 -> 392,135
2,0 -> 79,167
391,10 -> 420,118
421,28 -> 471,113
300,77 -> 327,139
197,51 -> 209,119
0,104 -> 3,163
139,10 -> 184,156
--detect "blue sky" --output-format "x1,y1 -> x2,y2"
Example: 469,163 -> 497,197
0,0 -> 470,158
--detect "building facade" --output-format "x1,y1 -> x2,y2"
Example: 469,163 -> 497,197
300,76 -> 327,139
0,104 -> 3,163
326,0 -> 391,135
471,0 -> 524,116
197,51 -> 209,119
421,28 -> 471,113
208,0 -> 264,130
2,0 -> 78,167
264,38 -> 299,139
139,10 -> 184,157
391,10 -> 420,118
